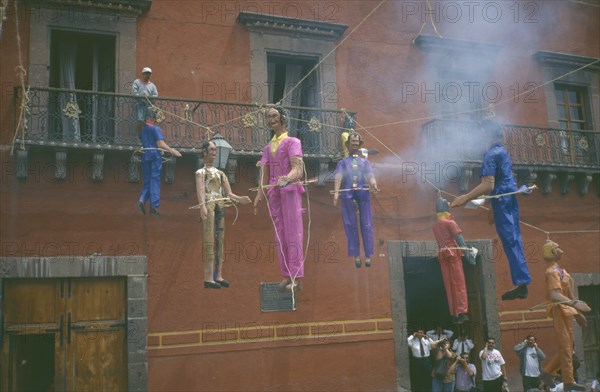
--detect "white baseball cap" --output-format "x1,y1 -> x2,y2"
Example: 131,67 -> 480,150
142,67 -> 152,74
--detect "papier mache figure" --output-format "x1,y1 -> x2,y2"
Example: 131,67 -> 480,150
136,108 -> 181,217
196,140 -> 251,289
432,197 -> 476,324
451,119 -> 531,301
254,106 -> 305,292
539,240 -> 590,392
333,132 -> 379,268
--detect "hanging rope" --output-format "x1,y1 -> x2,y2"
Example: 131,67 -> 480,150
10,0 -> 28,155
414,0 -> 443,40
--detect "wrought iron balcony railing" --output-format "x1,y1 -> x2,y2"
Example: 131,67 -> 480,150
13,86 -> 354,159
422,119 -> 600,171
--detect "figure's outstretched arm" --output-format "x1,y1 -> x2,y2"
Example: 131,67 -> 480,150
450,176 -> 494,208
222,175 -> 251,205
157,139 -> 182,157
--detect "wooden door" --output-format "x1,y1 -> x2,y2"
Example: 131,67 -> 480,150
1,277 -> 127,391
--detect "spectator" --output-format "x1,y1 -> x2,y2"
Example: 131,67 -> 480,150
407,328 -> 434,392
427,325 -> 454,341
453,330 -> 475,356
591,372 -> 600,392
479,338 -> 507,392
431,338 -> 458,392
514,335 -> 546,391
455,352 -> 477,392
132,67 -> 158,139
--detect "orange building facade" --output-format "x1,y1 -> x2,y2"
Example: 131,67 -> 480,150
1,1 -> 599,391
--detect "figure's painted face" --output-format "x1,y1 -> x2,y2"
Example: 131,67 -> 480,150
204,142 -> 217,163
543,240 -> 563,261
348,134 -> 362,153
266,108 -> 284,132
142,72 -> 151,82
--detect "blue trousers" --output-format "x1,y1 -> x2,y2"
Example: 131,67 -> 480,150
139,159 -> 162,208
492,195 -> 531,286
432,378 -> 455,392
340,190 -> 374,257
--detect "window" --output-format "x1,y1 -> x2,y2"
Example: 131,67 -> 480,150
267,54 -> 319,144
555,85 -> 589,130
49,30 -> 116,143
534,51 -> 599,167
238,11 -> 348,155
554,84 -> 591,161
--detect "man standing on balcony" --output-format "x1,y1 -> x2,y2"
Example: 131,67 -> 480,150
333,132 -> 378,268
254,106 -> 305,292
136,108 -> 181,216
450,118 -> 531,301
132,67 -> 158,140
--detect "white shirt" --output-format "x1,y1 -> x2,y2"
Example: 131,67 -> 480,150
452,338 -> 475,356
479,348 -> 505,381
407,335 -> 433,358
524,346 -> 541,377
427,329 -> 454,341
591,379 -> 600,392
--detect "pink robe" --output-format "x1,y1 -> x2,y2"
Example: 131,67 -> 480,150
260,137 -> 305,278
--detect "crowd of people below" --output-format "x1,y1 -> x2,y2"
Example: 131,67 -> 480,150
407,327 -> 598,392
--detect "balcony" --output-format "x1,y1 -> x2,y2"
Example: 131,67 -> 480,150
11,87 -> 354,182
25,0 -> 152,14
422,119 -> 600,195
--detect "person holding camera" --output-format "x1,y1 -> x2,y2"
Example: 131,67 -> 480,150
514,335 -> 545,391
455,352 -> 477,392
407,328 -> 434,391
431,338 -> 458,392
479,338 -> 507,392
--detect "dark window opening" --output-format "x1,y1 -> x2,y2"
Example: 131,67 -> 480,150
267,54 -> 322,153
49,30 -> 116,143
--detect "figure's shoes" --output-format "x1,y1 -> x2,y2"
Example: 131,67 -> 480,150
457,313 -> 469,323
365,258 -> 371,268
216,279 -> 230,288
204,281 -> 221,289
150,207 -> 160,216
278,278 -> 291,292
451,315 -> 459,324
355,257 -> 361,268
501,285 -> 528,301
564,383 -> 586,391
136,201 -> 146,215
540,372 -> 556,389
286,280 -> 302,292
